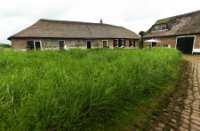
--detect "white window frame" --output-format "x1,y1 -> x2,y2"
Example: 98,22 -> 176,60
34,40 -> 42,50
152,24 -> 168,32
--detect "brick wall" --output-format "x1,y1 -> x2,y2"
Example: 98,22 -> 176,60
11,39 -> 27,49
194,35 -> 200,49
144,37 -> 177,48
11,38 -> 139,50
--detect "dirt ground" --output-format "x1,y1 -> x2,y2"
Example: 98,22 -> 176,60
149,55 -> 200,131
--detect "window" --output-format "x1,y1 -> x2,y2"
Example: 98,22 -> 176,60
152,24 -> 168,32
113,39 -> 118,47
59,40 -> 65,49
119,39 -> 125,47
129,40 -> 135,47
162,43 -> 169,48
27,40 -> 41,50
102,40 -> 108,48
113,39 -> 125,47
71,41 -> 76,46
43,40 -> 51,47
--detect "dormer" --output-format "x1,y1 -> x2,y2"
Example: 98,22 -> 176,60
151,24 -> 168,32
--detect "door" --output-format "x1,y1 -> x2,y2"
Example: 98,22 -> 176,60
86,40 -> 92,49
118,39 -> 122,47
102,40 -> 108,48
35,41 -> 41,50
59,41 -> 65,49
176,37 -> 194,54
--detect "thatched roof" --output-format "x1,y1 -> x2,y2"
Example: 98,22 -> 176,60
145,10 -> 200,38
8,19 -> 139,40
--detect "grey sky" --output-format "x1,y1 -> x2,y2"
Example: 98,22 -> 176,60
0,0 -> 200,44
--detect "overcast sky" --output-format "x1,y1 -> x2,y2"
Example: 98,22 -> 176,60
0,0 -> 200,44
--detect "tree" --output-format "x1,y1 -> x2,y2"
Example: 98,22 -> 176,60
138,31 -> 146,48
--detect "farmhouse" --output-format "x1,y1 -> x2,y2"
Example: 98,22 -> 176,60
144,10 -> 200,54
8,19 -> 139,51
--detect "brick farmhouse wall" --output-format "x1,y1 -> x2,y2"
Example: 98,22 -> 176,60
144,34 -> 200,53
11,38 -> 139,50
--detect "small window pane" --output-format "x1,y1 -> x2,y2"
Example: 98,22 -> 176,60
152,24 -> 167,32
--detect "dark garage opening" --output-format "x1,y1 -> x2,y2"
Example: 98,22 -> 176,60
176,37 -> 194,54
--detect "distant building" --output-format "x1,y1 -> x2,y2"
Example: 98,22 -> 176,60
8,19 -> 139,51
144,10 -> 200,54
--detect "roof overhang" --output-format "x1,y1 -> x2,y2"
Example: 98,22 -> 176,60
144,32 -> 200,39
8,37 -> 139,40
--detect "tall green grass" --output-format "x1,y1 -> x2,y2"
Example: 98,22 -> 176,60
0,49 -> 181,130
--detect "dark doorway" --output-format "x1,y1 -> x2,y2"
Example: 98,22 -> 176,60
176,37 -> 194,54
27,41 -> 34,50
35,41 -> 41,50
59,41 -> 65,49
102,40 -> 108,48
118,39 -> 124,47
152,42 -> 156,47
86,40 -> 92,49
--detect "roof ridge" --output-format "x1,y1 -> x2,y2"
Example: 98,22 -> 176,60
39,19 -> 124,28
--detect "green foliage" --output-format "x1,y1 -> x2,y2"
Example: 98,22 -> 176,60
139,31 -> 146,37
0,49 -> 181,130
139,31 -> 146,48
155,17 -> 173,25
0,43 -> 11,48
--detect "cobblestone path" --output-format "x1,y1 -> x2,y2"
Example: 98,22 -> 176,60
150,56 -> 200,131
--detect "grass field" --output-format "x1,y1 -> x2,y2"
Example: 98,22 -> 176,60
0,49 -> 181,130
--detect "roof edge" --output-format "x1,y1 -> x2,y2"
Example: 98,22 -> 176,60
8,19 -> 41,40
9,36 -> 139,40
8,19 -> 138,40
144,32 -> 200,39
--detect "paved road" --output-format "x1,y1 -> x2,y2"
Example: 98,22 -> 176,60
150,55 -> 200,131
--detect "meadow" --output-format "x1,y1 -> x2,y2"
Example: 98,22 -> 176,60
0,49 -> 181,130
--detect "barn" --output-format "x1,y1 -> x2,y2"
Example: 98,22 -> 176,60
8,19 -> 139,51
144,10 -> 200,54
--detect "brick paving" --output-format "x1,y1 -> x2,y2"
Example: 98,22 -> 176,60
150,55 -> 200,131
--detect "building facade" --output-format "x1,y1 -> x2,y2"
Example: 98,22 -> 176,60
8,19 -> 139,51
144,10 -> 200,54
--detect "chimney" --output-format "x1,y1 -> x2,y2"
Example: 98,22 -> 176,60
100,19 -> 103,24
